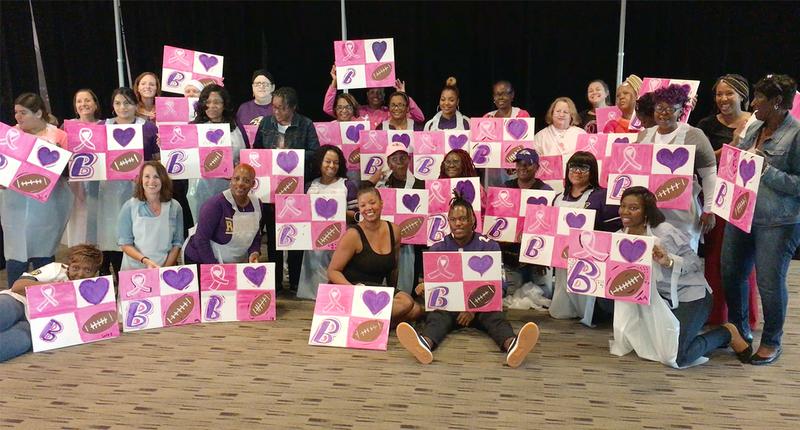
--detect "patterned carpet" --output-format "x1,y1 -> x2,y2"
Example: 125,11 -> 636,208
1,259 -> 798,429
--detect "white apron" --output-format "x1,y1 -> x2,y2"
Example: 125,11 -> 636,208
642,124 -> 702,251
549,189 -> 595,325
121,200 -> 173,270
183,190 -> 261,264
609,226 -> 709,368
423,110 -> 467,131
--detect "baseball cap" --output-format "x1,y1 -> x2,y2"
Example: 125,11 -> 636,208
513,148 -> 539,165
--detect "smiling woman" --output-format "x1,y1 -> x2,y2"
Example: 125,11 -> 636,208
1,93 -> 73,288
328,185 -> 422,324
117,161 -> 184,270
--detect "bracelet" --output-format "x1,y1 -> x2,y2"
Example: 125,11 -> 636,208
140,256 -> 148,264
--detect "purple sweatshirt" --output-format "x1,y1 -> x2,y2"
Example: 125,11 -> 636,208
184,193 -> 264,263
430,233 -> 500,252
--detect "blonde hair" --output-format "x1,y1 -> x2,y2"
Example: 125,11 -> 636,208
545,97 -> 580,126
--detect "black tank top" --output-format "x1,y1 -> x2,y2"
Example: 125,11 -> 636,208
342,221 -> 397,287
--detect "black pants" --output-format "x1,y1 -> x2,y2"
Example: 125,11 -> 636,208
263,203 -> 302,289
100,251 -> 122,277
172,179 -> 194,239
422,310 -> 515,351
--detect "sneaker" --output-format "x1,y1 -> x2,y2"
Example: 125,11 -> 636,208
506,322 -> 540,368
396,322 -> 433,364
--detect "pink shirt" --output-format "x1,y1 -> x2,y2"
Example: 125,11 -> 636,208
323,85 -> 425,130
483,107 -> 530,118
19,123 -> 68,148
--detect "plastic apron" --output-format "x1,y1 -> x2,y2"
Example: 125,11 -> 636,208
183,190 -> 261,264
549,189 -> 594,324
62,179 -> 99,246
121,200 -> 173,270
609,226 -> 709,368
96,117 -> 145,251
375,173 -> 417,295
0,177 -> 74,262
642,124 -> 702,251
187,126 -> 246,222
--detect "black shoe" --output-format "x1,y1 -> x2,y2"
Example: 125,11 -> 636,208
722,323 -> 752,363
750,347 -> 782,366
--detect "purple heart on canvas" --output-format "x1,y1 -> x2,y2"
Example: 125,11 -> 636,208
36,147 -> 60,166
362,290 -> 390,315
276,151 -> 299,173
619,239 -> 647,263
506,119 -> 528,140
162,267 -> 194,290
402,194 -> 420,212
243,266 -> 266,287
112,127 -> 136,147
454,180 -> 476,204
565,213 -> 586,228
198,54 -> 218,71
314,198 -> 338,219
656,147 -> 689,173
739,159 -> 756,187
371,41 -> 387,61
527,196 -> 548,206
473,145 -> 490,164
468,255 -> 493,276
613,137 -> 630,144
392,133 -> 411,148
205,129 -> 225,144
345,124 -> 365,142
448,134 -> 468,150
78,278 -> 109,305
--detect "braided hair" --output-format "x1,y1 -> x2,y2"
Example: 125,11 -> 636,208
448,189 -> 477,231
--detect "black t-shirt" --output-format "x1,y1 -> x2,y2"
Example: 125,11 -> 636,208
696,114 -> 735,152
578,109 -> 597,134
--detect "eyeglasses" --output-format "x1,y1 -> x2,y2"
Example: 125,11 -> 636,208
389,154 -> 409,163
654,105 -> 681,115
389,103 -> 407,110
493,90 -> 512,98
568,165 -> 590,174
444,159 -> 461,167
252,82 -> 272,88
335,105 -> 353,111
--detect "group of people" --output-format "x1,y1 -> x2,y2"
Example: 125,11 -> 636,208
1,66 -> 798,370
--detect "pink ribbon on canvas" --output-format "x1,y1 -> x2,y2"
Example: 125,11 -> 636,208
427,255 -> 455,280
573,231 -> 609,261
323,286 -> 346,312
168,49 -> 191,67
429,181 -> 448,205
278,196 -> 303,218
35,286 -> 59,312
170,127 -> 186,145
618,146 -> 643,172
75,128 -> 96,151
341,41 -> 358,61
0,128 -> 20,150
492,189 -> 514,208
207,265 -> 229,290
127,273 -> 152,297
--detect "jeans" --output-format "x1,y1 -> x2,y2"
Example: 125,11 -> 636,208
5,257 -> 55,289
672,292 -> 730,367
421,310 -> 515,351
722,222 -> 800,347
0,295 -> 32,362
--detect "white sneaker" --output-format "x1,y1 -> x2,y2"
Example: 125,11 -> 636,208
396,322 -> 433,364
506,322 -> 540,368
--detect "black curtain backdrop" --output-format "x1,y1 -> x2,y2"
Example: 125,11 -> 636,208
1,1 -> 799,127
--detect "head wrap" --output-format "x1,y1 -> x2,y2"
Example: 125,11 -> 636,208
622,74 -> 643,96
717,74 -> 750,111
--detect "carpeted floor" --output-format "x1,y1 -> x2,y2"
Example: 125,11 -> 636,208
1,256 -> 798,429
